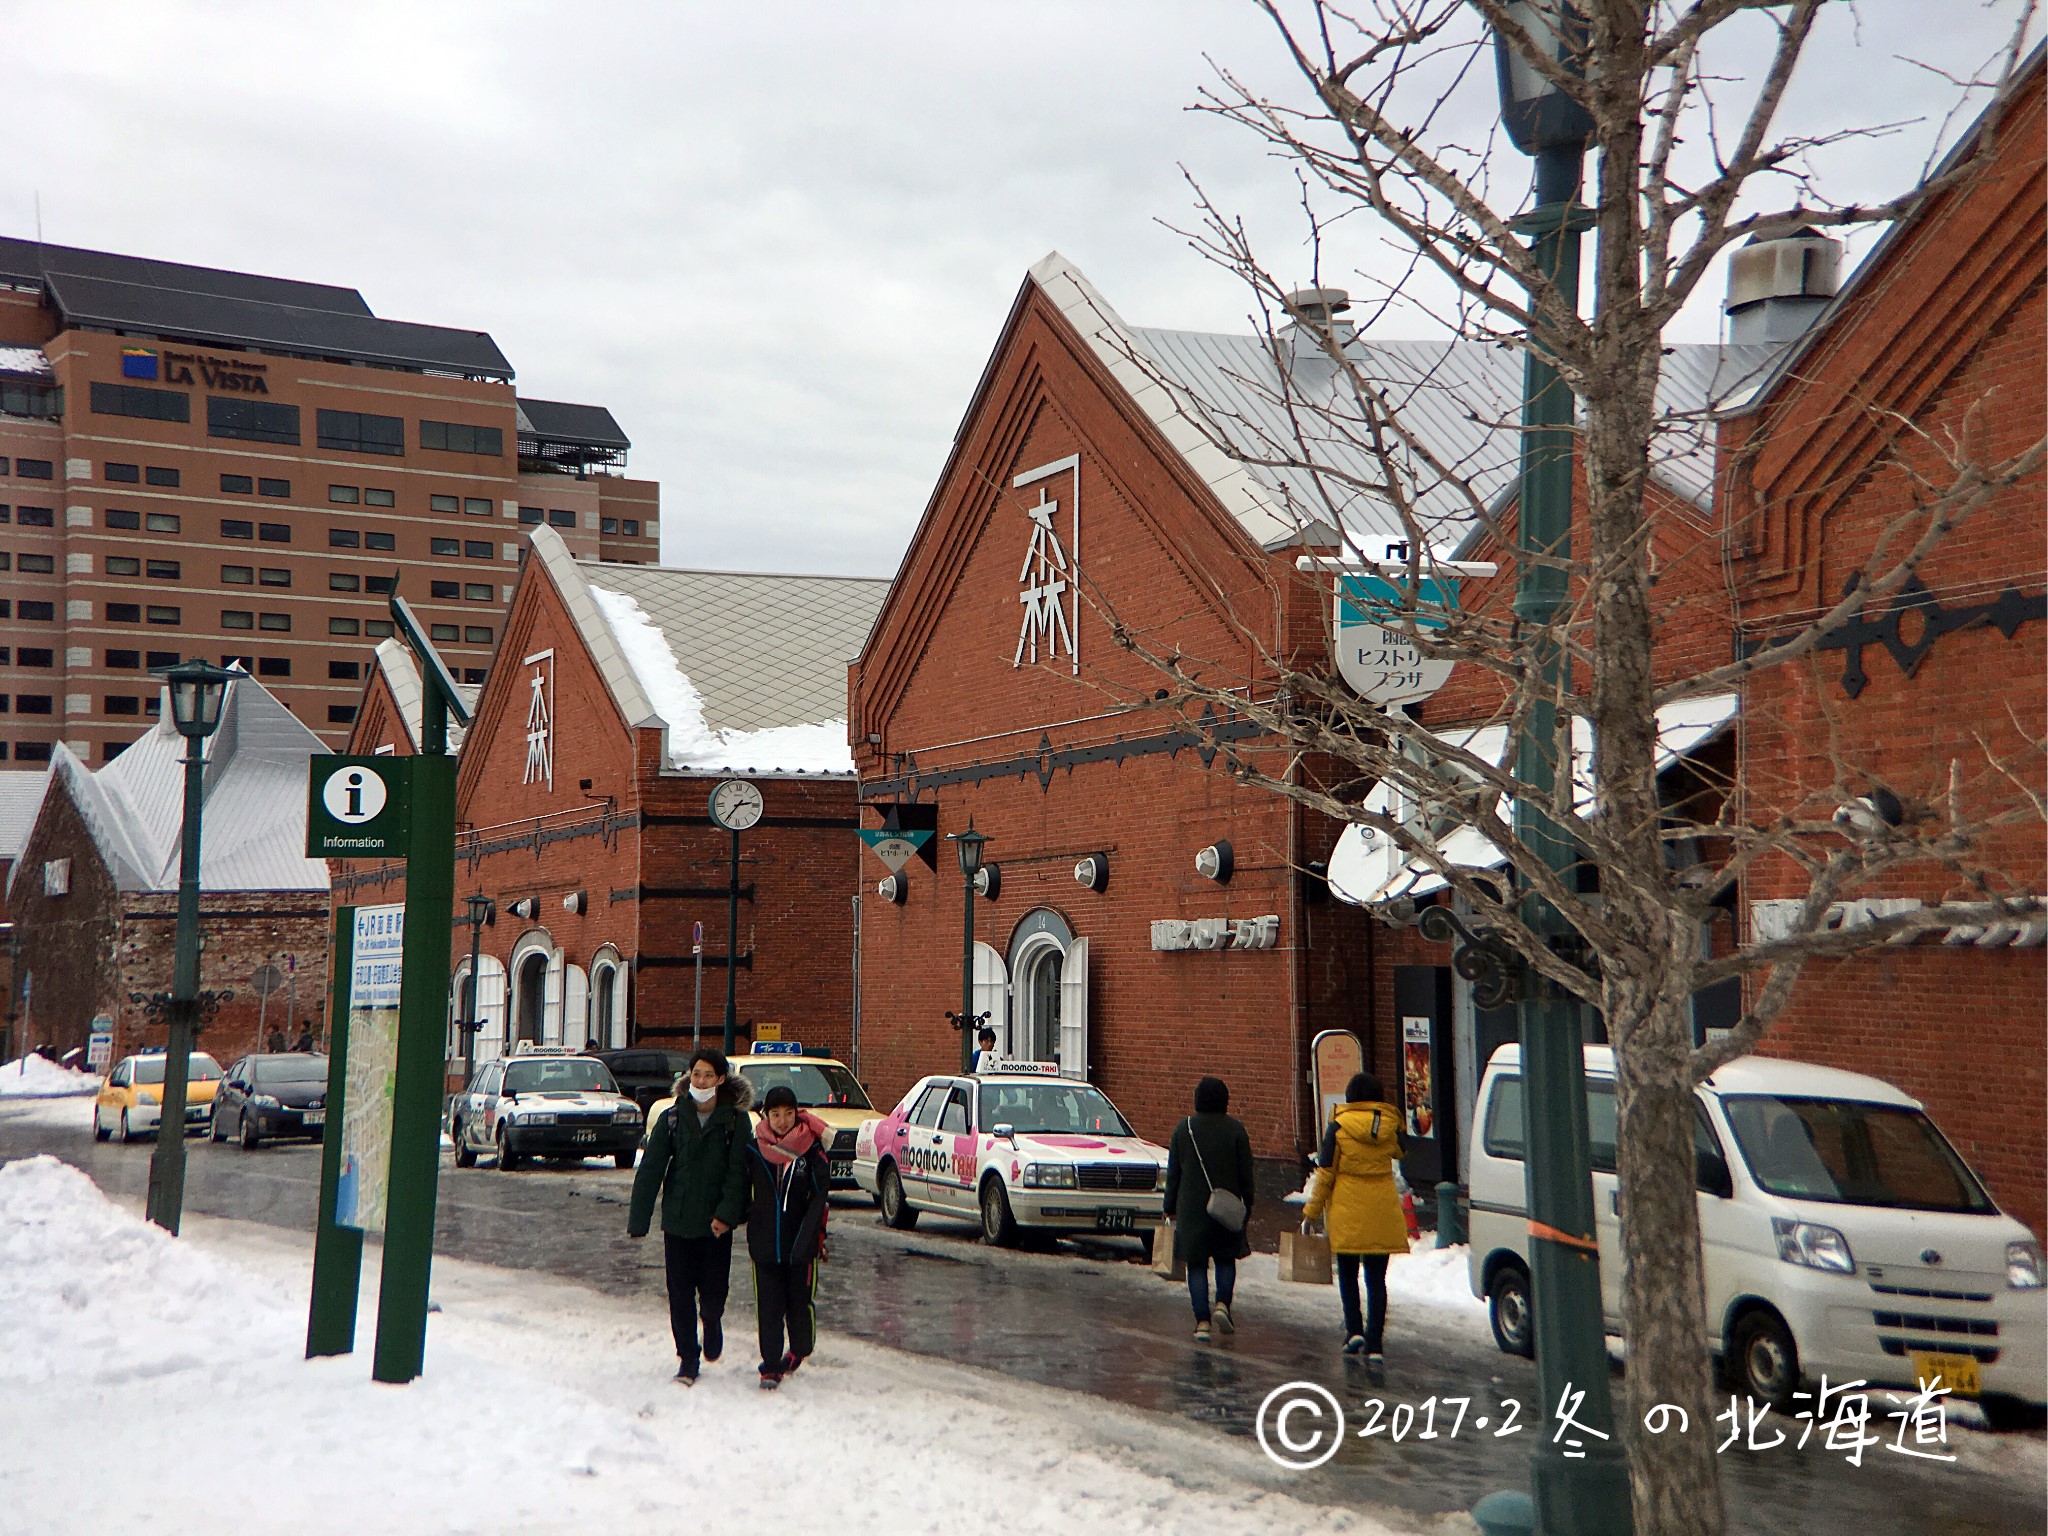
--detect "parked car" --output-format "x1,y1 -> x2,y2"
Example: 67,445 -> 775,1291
93,1050 -> 223,1142
210,1053 -> 330,1148
851,1063 -> 1168,1249
583,1047 -> 695,1114
449,1045 -> 642,1170
642,1043 -> 876,1189
1466,1044 -> 2046,1429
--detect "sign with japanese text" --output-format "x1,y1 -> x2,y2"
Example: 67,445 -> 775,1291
336,904 -> 403,1234
1336,572 -> 1459,706
860,827 -> 933,874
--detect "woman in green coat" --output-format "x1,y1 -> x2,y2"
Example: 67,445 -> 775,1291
1163,1076 -> 1255,1342
627,1047 -> 754,1382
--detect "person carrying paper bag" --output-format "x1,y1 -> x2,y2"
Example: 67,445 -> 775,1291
1302,1071 -> 1408,1385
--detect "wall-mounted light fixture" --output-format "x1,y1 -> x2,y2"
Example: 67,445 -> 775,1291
1194,840 -> 1234,884
562,890 -> 587,916
1074,853 -> 1109,893
507,896 -> 539,921
974,862 -> 1001,901
878,874 -> 906,905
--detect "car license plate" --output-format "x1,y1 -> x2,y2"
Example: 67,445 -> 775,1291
831,1158 -> 853,1178
573,1130 -> 597,1143
1909,1350 -> 1981,1397
303,1109 -> 325,1127
1095,1208 -> 1136,1233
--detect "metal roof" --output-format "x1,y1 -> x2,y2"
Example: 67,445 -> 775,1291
0,235 -> 372,315
16,674 -> 332,896
43,270 -> 513,379
0,769 -> 49,862
517,398 -> 631,450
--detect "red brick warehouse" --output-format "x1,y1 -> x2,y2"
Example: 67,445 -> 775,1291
334,524 -> 886,1083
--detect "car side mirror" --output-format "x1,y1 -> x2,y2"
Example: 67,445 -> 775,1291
993,1123 -> 1015,1141
1696,1149 -> 1733,1199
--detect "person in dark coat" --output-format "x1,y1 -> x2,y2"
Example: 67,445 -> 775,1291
745,1084 -> 832,1389
292,1021 -> 316,1053
627,1047 -> 754,1383
1163,1076 -> 1256,1342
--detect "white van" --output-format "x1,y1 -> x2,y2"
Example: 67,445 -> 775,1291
1467,1045 -> 2045,1429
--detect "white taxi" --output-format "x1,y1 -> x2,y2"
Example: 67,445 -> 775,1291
852,1063 -> 1168,1252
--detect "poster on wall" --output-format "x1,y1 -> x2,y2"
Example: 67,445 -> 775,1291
1401,1015 -> 1434,1140
336,903 -> 403,1234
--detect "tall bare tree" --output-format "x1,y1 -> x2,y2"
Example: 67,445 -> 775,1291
1080,5 -> 2043,1532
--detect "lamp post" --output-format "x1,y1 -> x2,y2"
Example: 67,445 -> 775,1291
1476,7 -> 1631,1535
143,657 -> 236,1236
947,821 -> 988,1073
457,893 -> 494,1081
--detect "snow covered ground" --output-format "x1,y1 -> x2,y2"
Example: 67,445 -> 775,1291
0,1156 -> 1435,1536
0,1054 -> 101,1098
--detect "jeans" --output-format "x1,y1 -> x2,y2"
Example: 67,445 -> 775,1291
1337,1252 -> 1390,1350
663,1230 -> 734,1369
1187,1254 -> 1237,1322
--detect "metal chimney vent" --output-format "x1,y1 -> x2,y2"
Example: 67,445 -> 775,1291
1725,228 -> 1841,344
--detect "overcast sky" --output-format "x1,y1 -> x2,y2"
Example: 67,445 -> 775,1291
9,2 -> 2032,575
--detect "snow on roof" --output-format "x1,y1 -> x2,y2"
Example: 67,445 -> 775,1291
0,770 -> 49,861
12,673 -> 332,897
369,639 -> 475,753
0,344 -> 52,379
1030,252 -> 1782,551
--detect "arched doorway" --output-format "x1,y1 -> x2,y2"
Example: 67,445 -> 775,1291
1016,943 -> 1063,1062
514,953 -> 547,1046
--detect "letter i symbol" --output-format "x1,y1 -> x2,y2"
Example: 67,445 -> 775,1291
346,773 -> 363,817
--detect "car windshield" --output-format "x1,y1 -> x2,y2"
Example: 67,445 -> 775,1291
254,1056 -> 328,1085
1722,1094 -> 1995,1213
502,1058 -> 618,1095
979,1082 -> 1131,1137
131,1054 -> 222,1085
738,1062 -> 872,1109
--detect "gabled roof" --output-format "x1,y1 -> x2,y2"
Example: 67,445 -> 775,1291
1032,252 -> 1781,551
516,398 -> 631,450
367,640 -> 475,753
521,526 -> 886,776
10,674 -> 331,896
0,770 -> 50,862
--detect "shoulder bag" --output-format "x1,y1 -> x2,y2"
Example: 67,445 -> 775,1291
1185,1116 -> 1248,1233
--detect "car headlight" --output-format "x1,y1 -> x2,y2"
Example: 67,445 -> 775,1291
136,1090 -> 158,1106
1021,1163 -> 1076,1189
1772,1216 -> 1855,1274
2008,1240 -> 2042,1289
518,1110 -> 556,1126
613,1106 -> 642,1124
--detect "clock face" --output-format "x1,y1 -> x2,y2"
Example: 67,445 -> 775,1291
709,778 -> 764,831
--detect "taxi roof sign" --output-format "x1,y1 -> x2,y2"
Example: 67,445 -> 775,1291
980,1059 -> 1064,1076
749,1041 -> 805,1055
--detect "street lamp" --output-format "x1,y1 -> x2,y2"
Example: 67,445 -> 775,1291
457,893 -> 495,1081
946,820 -> 989,1073
143,657 -> 237,1236
1473,8 -> 1631,1536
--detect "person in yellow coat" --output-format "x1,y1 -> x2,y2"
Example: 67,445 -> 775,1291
1302,1072 -> 1408,1384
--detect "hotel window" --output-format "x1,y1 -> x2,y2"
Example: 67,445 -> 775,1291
18,601 -> 52,620
105,695 -> 141,715
329,660 -> 360,680
0,507 -> 9,523
146,650 -> 179,668
329,528 -> 360,549
222,653 -> 254,671
221,473 -> 254,495
258,612 -> 290,632
318,409 -> 404,456
106,649 -> 141,669
0,553 -> 11,571
207,396 -> 300,445
14,741 -> 50,763
623,519 -> 640,537
0,602 -> 13,618
328,705 -> 358,724
429,624 -> 458,642
259,568 -> 290,587
464,540 -> 491,559
146,606 -> 181,625
17,648 -> 52,668
601,517 -> 618,535
14,458 -> 52,479
548,510 -> 575,528
107,509 -> 143,530
258,477 -> 290,498
18,553 -> 53,574
222,610 -> 254,630
257,656 -> 290,678
430,494 -> 459,514
430,537 -> 459,557
431,581 -> 459,599
329,617 -> 360,636
464,583 -> 492,602
464,497 -> 492,517
329,573 -> 360,592
145,513 -> 181,534
462,667 -> 487,685
146,560 -> 180,580
517,506 -> 542,525
16,695 -> 52,715
91,382 -> 192,423
103,742 -> 126,760
364,531 -> 394,551
259,523 -> 290,543
328,485 -> 361,505
364,619 -> 394,638
221,519 -> 253,539
463,626 -> 492,645
222,564 -> 254,585
105,462 -> 141,484
108,557 -> 144,577
365,575 -> 395,595
419,420 -> 504,457
364,487 -> 394,507
146,466 -> 179,488
18,506 -> 53,527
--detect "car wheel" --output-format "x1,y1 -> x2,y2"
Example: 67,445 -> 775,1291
497,1126 -> 522,1171
1977,1394 -> 2048,1433
453,1121 -> 477,1168
94,1108 -> 111,1143
1488,1263 -> 1536,1359
614,1148 -> 636,1170
119,1110 -> 132,1144
240,1111 -> 262,1151
979,1178 -> 1019,1247
1729,1308 -> 1800,1412
878,1163 -> 917,1230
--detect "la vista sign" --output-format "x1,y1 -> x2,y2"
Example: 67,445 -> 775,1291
163,349 -> 270,392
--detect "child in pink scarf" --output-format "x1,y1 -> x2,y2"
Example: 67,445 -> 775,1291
744,1086 -> 832,1387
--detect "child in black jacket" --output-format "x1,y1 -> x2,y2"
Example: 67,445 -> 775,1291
745,1085 -> 831,1388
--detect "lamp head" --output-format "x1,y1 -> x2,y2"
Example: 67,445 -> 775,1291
154,658 -> 236,740
951,820 -> 988,878
1491,1 -> 1595,155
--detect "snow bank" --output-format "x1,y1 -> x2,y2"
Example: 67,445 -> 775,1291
0,1054 -> 101,1098
0,1156 -> 1397,1535
588,583 -> 854,775
0,344 -> 51,378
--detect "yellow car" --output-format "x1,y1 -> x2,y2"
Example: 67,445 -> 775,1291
644,1044 -> 875,1189
93,1050 -> 224,1142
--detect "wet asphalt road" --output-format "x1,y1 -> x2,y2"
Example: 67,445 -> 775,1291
4,1101 -> 2039,1535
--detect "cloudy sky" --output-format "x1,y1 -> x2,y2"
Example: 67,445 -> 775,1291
10,2 -> 2031,575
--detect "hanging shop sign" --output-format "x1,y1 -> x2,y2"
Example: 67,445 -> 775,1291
1335,569 -> 1459,706
859,826 -> 933,874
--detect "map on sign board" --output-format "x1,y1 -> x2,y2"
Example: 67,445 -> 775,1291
859,827 -> 933,874
1335,572 -> 1459,706
336,904 -> 403,1235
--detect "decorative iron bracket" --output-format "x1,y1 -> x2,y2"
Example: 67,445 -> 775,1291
129,988 -> 236,1031
1417,906 -> 1525,1009
943,1009 -> 992,1034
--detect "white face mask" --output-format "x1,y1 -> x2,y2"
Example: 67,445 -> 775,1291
687,1083 -> 718,1106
